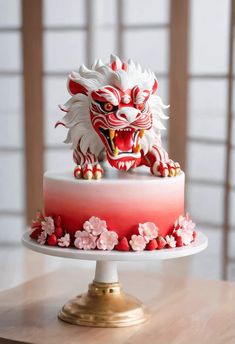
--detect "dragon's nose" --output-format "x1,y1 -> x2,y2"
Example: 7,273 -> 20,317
116,107 -> 141,123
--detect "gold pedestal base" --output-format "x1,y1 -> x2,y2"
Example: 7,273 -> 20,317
58,281 -> 149,327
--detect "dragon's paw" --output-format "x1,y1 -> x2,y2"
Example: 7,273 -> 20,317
74,163 -> 104,180
151,160 -> 181,177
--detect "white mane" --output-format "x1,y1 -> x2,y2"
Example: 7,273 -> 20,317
59,55 -> 169,156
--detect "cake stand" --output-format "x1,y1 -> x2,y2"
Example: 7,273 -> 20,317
22,231 -> 208,328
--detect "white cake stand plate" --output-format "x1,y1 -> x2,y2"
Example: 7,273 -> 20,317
22,231 -> 208,328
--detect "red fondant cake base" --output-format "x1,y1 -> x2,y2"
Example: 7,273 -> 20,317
43,166 -> 185,239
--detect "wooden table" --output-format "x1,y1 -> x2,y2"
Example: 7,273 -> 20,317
0,268 -> 235,344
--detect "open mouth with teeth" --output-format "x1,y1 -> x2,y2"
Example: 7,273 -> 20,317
99,127 -> 145,157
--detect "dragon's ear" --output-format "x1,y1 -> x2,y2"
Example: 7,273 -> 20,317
68,78 -> 88,96
152,79 -> 158,94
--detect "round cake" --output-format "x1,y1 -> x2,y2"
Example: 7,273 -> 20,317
44,166 -> 185,239
29,55 -> 197,251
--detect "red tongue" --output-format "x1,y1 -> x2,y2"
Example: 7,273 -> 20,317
114,131 -> 134,151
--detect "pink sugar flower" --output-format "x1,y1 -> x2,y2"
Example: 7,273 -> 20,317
129,235 -> 146,251
37,231 -> 47,245
41,216 -> 55,235
175,227 -> 194,245
165,235 -> 176,248
174,214 -> 196,245
96,231 -> 118,251
74,231 -> 97,250
138,222 -> 158,243
175,214 -> 195,232
58,233 -> 70,247
83,216 -> 107,236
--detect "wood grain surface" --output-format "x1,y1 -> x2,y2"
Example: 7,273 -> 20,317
0,268 -> 235,344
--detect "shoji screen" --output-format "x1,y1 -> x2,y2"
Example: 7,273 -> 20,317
0,0 -> 25,243
187,0 -> 234,279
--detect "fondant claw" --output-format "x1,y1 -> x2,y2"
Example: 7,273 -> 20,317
93,164 -> 103,179
74,165 -> 82,179
175,162 -> 181,175
74,163 -> 104,180
83,164 -> 93,180
168,161 -> 176,177
151,160 -> 181,178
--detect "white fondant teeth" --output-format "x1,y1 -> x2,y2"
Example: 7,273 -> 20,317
117,160 -> 134,170
125,161 -> 132,170
118,128 -> 132,131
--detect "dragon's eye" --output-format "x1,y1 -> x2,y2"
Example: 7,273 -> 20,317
136,103 -> 145,112
103,102 -> 114,112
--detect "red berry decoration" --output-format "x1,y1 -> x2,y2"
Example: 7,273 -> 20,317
55,226 -> 63,238
156,236 -> 166,250
146,239 -> 158,250
176,236 -> 183,247
55,215 -> 62,227
115,237 -> 130,251
47,234 -> 57,246
30,227 -> 42,240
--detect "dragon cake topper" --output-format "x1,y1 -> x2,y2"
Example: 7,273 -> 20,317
56,55 -> 181,179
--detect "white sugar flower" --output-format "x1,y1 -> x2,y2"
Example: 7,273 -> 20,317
83,216 -> 107,236
138,222 -> 158,242
58,233 -> 70,247
37,231 -> 47,245
96,231 -> 118,251
41,217 -> 55,235
165,235 -> 176,248
74,231 -> 97,250
129,235 -> 146,251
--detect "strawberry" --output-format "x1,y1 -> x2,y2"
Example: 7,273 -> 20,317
47,234 -> 57,246
176,236 -> 183,247
55,226 -> 63,238
115,237 -> 130,251
156,236 -> 166,249
146,239 -> 158,250
30,227 -> 42,240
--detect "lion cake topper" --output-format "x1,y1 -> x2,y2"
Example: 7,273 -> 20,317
56,55 -> 181,179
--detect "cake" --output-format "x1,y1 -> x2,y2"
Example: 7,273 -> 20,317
30,55 -> 196,251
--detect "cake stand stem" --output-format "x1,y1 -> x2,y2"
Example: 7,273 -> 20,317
94,260 -> 118,283
58,259 -> 149,327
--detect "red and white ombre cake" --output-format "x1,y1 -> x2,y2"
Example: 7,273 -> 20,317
29,55 -> 198,252
43,166 -> 185,240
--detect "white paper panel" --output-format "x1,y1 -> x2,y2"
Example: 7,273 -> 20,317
187,142 -> 225,182
94,28 -> 117,62
43,76 -> 69,145
188,80 -> 227,140
0,0 -> 21,28
157,76 -> 169,140
157,76 -> 168,103
123,0 -> 169,25
0,76 -> 23,148
0,32 -> 22,71
190,0 -> 230,74
44,149 -> 74,171
96,0 -> 117,25
187,183 -> 223,226
124,29 -> 169,73
44,31 -> 86,72
0,152 -> 24,211
43,0 -> 85,27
